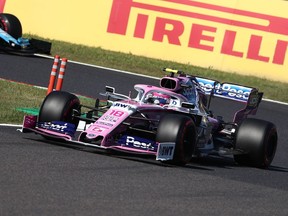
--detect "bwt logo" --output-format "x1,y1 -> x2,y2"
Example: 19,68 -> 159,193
107,0 -> 288,65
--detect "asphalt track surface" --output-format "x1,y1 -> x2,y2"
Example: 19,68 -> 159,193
1,53 -> 288,216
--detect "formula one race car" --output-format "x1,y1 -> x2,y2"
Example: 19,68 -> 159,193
0,13 -> 51,55
21,68 -> 278,168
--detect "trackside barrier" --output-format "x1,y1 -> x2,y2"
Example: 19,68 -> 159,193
46,56 -> 68,95
46,55 -> 60,95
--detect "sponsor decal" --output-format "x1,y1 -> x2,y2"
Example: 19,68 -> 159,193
170,99 -> 179,106
196,77 -> 251,101
113,102 -> 131,109
91,126 -> 105,133
23,115 -> 37,129
100,109 -> 125,124
220,84 -> 250,101
87,133 -> 97,138
156,142 -> 175,161
112,102 -> 136,112
180,80 -> 197,103
38,121 -> 76,136
118,135 -> 157,151
96,121 -> 114,127
108,0 -> 288,65
101,115 -> 119,123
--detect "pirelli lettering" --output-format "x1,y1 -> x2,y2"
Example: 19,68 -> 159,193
107,0 -> 288,65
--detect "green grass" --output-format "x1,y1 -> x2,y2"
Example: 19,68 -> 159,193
0,80 -> 46,124
1,35 -> 287,124
0,80 -> 95,124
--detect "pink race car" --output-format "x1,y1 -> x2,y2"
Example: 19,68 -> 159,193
21,68 -> 278,168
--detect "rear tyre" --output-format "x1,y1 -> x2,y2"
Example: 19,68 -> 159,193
156,114 -> 197,165
39,91 -> 80,127
234,118 -> 277,168
0,13 -> 22,38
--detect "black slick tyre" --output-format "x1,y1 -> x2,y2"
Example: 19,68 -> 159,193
156,114 -> 197,165
0,13 -> 22,38
234,118 -> 277,168
39,91 -> 80,127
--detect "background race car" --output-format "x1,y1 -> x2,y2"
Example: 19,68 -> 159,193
0,13 -> 51,55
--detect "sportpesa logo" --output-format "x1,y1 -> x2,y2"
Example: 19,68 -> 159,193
107,0 -> 288,65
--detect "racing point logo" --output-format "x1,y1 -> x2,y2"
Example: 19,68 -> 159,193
107,0 -> 288,65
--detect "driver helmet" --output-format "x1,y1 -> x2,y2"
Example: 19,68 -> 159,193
147,92 -> 170,106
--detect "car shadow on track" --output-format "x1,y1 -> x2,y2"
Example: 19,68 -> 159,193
23,136 -> 288,172
265,166 -> 288,173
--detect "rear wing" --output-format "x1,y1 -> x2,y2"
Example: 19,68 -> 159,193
196,77 -> 263,123
162,68 -> 260,103
196,77 -> 260,103
162,68 -> 263,123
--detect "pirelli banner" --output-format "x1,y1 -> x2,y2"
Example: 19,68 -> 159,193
2,0 -> 288,82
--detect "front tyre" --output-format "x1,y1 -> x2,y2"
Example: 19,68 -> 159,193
234,118 -> 277,168
156,114 -> 197,165
39,91 -> 80,127
0,13 -> 22,38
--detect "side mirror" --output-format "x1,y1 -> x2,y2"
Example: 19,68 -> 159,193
181,102 -> 195,109
105,86 -> 115,94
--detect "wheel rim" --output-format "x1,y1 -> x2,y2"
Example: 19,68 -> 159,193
0,21 -> 5,30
